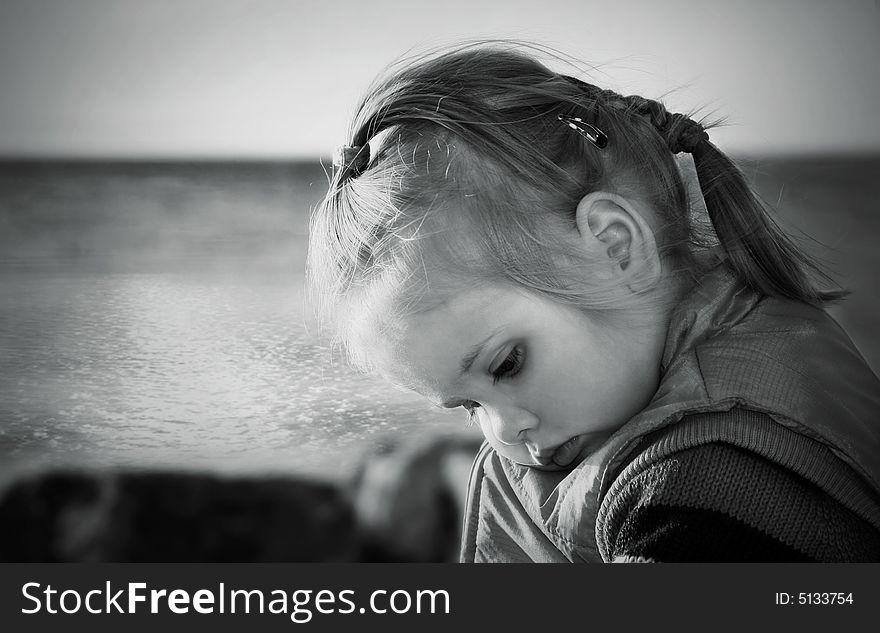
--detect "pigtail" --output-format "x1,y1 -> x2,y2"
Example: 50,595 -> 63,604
689,139 -> 847,304
620,92 -> 846,304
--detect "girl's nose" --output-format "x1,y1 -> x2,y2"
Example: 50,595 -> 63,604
487,404 -> 539,445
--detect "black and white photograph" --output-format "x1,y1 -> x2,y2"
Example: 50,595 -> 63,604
1,0 -> 878,595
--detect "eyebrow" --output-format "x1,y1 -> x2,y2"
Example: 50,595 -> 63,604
436,327 -> 504,409
459,328 -> 502,376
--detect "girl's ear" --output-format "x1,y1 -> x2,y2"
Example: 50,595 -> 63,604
574,192 -> 662,293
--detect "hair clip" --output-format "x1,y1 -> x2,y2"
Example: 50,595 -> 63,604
557,114 -> 608,149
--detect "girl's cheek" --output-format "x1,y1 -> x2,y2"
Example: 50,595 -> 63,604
475,414 -> 501,447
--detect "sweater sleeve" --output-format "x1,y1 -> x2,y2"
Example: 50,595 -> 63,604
606,442 -> 880,563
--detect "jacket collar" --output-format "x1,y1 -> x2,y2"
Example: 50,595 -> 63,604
660,264 -> 759,373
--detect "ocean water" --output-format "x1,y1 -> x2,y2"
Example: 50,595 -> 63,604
0,157 -> 877,480
0,161 -> 471,481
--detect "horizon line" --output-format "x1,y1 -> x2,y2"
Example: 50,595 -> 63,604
1,149 -> 880,164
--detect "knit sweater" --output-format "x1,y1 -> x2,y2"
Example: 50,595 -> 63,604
603,410 -> 880,562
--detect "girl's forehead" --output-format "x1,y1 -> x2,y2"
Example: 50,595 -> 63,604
374,284 -> 499,350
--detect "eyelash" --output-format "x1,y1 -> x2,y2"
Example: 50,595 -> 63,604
492,346 -> 524,384
462,346 -> 525,427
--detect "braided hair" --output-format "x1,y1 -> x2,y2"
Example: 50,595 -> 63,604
558,76 -> 841,304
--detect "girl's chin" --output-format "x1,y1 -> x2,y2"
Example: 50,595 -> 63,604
527,462 -> 569,472
504,457 -> 571,472
497,452 -> 562,471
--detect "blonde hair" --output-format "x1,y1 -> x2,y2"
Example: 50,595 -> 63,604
308,42 -> 841,369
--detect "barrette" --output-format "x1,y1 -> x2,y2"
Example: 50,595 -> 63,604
557,114 -> 608,149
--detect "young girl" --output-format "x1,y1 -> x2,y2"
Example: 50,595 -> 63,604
308,43 -> 880,562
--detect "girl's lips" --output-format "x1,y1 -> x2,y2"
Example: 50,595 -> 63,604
531,452 -> 556,467
552,435 -> 585,467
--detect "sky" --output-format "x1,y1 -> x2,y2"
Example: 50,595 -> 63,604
0,0 -> 878,158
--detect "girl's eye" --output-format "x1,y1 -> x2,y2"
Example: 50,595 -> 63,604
491,346 -> 525,384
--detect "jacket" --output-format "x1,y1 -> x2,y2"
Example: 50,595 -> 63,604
460,265 -> 880,562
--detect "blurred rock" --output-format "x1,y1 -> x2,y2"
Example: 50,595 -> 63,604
0,471 -> 358,562
352,434 -> 482,562
0,434 -> 482,562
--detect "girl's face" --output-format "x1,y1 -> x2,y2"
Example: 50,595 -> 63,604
371,284 -> 666,470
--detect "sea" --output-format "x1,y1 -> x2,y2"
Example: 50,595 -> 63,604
1,157 -> 877,481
